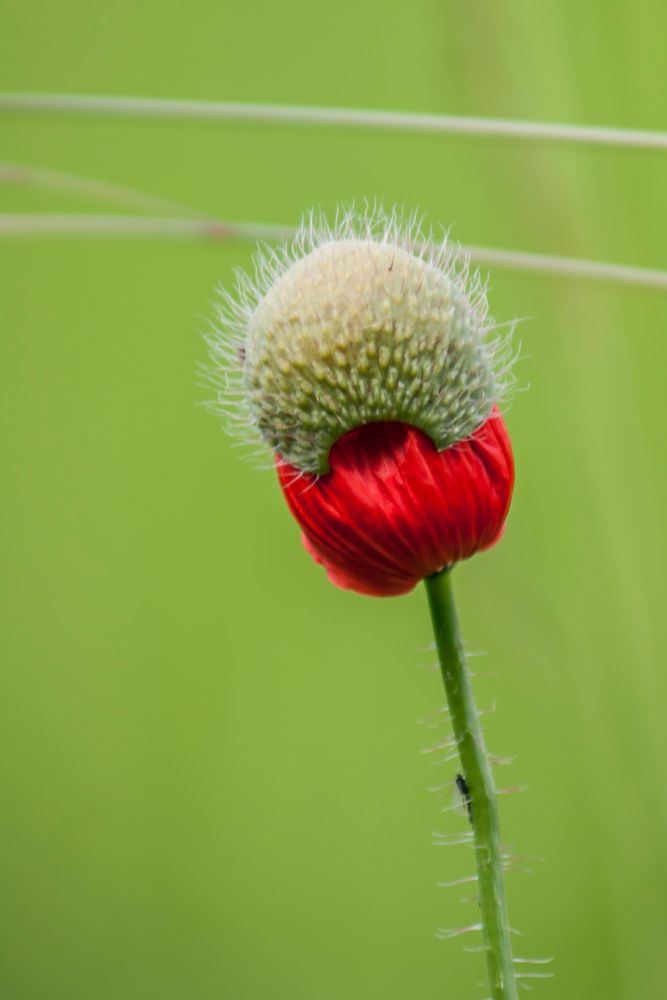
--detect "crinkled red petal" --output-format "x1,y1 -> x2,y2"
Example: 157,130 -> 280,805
276,409 -> 514,597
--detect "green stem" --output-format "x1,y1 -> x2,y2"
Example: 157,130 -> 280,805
424,567 -> 517,1000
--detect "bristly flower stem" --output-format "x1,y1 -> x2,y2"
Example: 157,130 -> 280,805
425,567 -> 518,1000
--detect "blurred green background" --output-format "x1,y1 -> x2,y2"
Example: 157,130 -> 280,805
2,2 -> 667,997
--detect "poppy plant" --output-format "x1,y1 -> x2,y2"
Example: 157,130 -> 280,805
207,208 -> 521,999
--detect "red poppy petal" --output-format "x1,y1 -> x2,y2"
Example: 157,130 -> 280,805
277,409 -> 514,597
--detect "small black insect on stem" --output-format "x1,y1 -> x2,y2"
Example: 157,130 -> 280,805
456,772 -> 473,824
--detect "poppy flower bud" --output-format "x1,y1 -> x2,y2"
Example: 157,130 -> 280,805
209,209 -> 515,596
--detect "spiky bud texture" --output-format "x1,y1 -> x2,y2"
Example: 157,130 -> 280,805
207,208 -> 515,596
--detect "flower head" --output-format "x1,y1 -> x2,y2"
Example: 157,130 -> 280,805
208,207 -> 515,595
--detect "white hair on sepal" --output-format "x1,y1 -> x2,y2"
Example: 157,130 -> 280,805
203,204 -> 518,473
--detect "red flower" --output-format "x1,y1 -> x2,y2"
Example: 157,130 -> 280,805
277,408 -> 514,597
